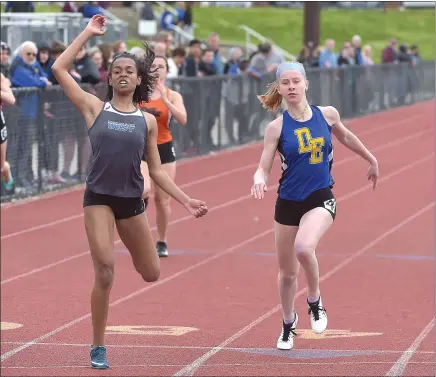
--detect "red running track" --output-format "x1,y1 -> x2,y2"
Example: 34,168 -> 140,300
1,101 -> 434,376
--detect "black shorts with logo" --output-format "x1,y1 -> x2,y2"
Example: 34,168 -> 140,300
274,187 -> 337,226
83,187 -> 148,220
158,140 -> 176,164
141,140 -> 176,164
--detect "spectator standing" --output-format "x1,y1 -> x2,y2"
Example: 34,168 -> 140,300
5,1 -> 34,12
181,39 -> 202,152
88,46 -> 108,82
140,2 -> 155,21
180,2 -> 194,43
59,45 -> 99,182
318,39 -> 337,69
36,43 -> 52,75
337,46 -> 351,67
81,1 -> 103,18
175,2 -> 186,26
265,41 -> 285,68
199,49 -> 219,149
224,47 -> 243,75
351,35 -> 363,65
207,33 -> 224,75
381,39 -> 398,63
224,52 -> 250,144
112,40 -> 128,55
74,46 -> 100,85
9,41 -> 51,189
62,1 -> 78,12
97,42 -> 114,69
167,47 -> 186,78
160,6 -> 176,31
0,41 -> 11,79
397,44 -> 412,64
247,43 -> 277,80
362,45 -> 374,66
409,44 -> 420,64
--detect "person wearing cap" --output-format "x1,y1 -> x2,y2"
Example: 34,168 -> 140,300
250,61 -> 379,351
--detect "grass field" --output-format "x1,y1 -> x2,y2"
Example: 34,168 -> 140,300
0,3 -> 60,12
2,4 -> 433,63
191,7 -> 435,63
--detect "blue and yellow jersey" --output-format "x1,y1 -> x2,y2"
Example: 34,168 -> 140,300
277,105 -> 335,201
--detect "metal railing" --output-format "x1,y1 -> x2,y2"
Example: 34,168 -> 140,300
153,1 -> 197,45
0,12 -> 128,52
84,7 -> 128,46
1,61 -> 434,202
239,24 -> 296,60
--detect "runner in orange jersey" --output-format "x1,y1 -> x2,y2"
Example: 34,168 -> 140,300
138,54 -> 187,258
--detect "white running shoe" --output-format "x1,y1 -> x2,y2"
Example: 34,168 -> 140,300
277,312 -> 298,350
308,296 -> 328,334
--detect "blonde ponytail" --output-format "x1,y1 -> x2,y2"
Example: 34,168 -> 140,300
257,81 -> 283,112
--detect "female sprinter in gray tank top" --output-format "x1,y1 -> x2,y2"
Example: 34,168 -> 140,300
51,15 -> 208,370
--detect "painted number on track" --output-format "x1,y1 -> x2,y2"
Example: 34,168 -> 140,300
105,325 -> 199,336
297,329 -> 383,339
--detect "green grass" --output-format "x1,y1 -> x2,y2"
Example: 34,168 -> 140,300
126,39 -> 148,50
190,7 -> 435,63
0,3 -> 61,12
4,4 -> 433,63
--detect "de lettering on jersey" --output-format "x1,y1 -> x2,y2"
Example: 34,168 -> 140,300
294,127 -> 325,164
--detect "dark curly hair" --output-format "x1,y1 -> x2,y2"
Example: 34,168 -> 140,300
105,42 -> 158,105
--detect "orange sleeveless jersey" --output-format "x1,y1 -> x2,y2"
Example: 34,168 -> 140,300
138,88 -> 172,145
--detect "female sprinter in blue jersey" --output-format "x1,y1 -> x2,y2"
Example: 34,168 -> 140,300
251,62 -> 379,350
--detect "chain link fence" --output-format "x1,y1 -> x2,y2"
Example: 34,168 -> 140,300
1,61 -> 434,203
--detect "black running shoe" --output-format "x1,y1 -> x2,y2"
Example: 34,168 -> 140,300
156,241 -> 169,257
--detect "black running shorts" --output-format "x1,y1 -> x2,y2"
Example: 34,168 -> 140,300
157,140 -> 176,164
142,140 -> 176,164
274,187 -> 337,226
83,187 -> 148,220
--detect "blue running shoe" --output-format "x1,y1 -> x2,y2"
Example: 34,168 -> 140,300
90,345 -> 109,369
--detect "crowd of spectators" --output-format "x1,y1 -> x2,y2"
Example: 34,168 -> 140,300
297,35 -> 421,69
0,1 -> 426,197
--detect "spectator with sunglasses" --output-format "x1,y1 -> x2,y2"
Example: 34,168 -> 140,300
9,41 -> 51,190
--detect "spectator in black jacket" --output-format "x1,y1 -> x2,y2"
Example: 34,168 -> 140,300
199,49 -> 220,149
5,1 -> 34,12
74,46 -> 100,85
184,39 -> 202,77
37,42 -> 51,76
396,44 -> 412,105
36,41 -> 63,184
44,40 -> 81,184
58,45 -> 99,182
397,44 -> 411,64
337,47 -> 351,67
199,49 -> 217,77
181,39 -> 202,152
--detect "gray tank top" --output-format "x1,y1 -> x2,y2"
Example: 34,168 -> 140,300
86,102 -> 148,198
